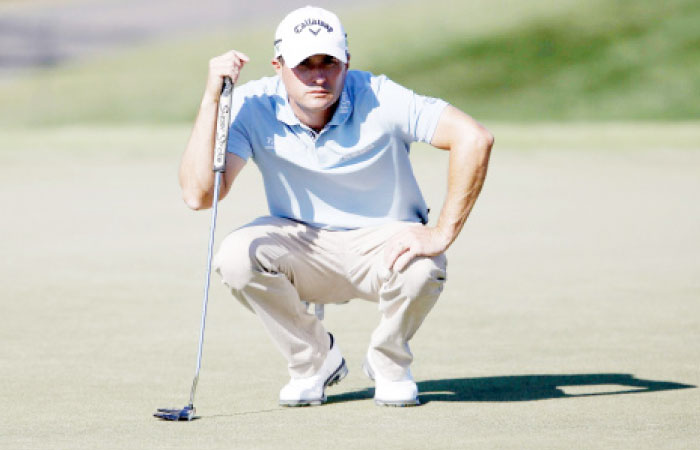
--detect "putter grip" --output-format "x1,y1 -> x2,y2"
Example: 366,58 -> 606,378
213,77 -> 233,172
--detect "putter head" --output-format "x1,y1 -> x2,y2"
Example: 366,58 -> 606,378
153,404 -> 195,421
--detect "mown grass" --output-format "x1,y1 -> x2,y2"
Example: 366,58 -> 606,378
0,0 -> 698,126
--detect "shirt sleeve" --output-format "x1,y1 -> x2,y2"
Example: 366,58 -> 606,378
377,75 -> 449,144
226,87 -> 253,161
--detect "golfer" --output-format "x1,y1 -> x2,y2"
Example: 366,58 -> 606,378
179,6 -> 493,407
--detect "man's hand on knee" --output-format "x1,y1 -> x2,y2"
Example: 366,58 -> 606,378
384,225 -> 451,273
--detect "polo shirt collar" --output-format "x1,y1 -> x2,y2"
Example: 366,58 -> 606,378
328,85 -> 352,127
275,79 -> 300,126
275,77 -> 353,129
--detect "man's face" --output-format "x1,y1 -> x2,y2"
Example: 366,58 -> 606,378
273,54 -> 348,117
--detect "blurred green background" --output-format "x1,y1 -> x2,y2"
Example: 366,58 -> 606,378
1,0 -> 698,127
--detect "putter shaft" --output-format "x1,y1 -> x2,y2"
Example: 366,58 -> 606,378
155,78 -> 232,421
189,170 -> 223,408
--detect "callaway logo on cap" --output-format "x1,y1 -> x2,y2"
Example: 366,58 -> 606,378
274,6 -> 348,68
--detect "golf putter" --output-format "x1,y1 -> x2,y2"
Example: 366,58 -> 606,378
155,76 -> 233,421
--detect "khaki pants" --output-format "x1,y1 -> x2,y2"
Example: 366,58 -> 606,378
213,216 -> 447,381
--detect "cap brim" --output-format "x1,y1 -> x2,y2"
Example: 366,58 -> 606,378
282,40 -> 347,68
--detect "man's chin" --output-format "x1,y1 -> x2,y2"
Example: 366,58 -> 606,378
303,97 -> 335,110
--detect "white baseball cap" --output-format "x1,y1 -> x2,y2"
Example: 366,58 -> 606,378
274,6 -> 348,68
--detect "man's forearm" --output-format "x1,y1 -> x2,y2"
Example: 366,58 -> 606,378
435,131 -> 493,248
179,96 -> 220,210
179,50 -> 249,210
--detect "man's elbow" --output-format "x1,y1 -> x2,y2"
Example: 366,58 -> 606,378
182,190 -> 210,211
475,127 -> 494,153
482,129 -> 495,151
466,126 -> 494,162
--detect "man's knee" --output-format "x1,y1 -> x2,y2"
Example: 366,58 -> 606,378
214,227 -> 269,291
396,253 -> 447,300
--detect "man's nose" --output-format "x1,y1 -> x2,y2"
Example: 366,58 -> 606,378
310,68 -> 326,84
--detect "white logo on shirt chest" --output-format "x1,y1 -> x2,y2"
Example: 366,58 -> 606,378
265,137 -> 275,150
338,99 -> 350,114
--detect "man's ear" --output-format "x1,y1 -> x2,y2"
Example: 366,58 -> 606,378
346,52 -> 351,69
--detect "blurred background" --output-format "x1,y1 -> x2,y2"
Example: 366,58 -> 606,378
1,0 -> 698,125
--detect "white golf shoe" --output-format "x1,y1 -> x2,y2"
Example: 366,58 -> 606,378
363,352 -> 419,407
279,334 -> 348,406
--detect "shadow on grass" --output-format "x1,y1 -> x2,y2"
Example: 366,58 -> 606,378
328,373 -> 695,405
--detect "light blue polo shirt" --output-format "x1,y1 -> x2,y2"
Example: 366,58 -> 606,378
227,70 -> 448,230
